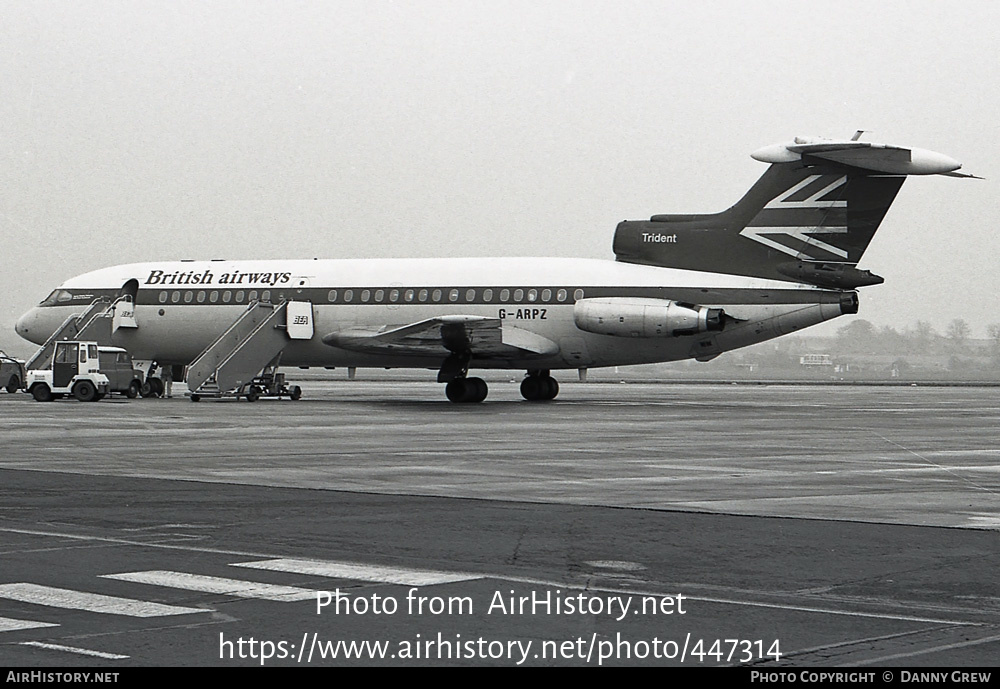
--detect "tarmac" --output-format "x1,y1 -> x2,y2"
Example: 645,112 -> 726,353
1,380 -> 998,666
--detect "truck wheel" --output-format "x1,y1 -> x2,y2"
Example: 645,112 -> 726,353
151,378 -> 164,397
126,380 -> 140,399
6,376 -> 20,394
290,385 -> 302,401
31,384 -> 53,402
245,387 -> 260,402
73,381 -> 97,402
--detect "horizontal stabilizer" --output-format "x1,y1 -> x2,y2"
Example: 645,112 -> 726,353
752,136 -> 967,176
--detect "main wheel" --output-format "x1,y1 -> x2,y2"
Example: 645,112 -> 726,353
73,380 -> 97,402
520,375 -> 558,401
31,384 -> 53,402
126,380 -> 140,399
445,379 -> 467,403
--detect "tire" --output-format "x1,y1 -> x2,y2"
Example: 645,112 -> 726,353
190,394 -> 201,402
543,377 -> 559,400
445,379 -> 467,403
468,377 -> 488,403
31,384 -> 53,402
151,378 -> 165,397
73,380 -> 97,402
245,387 -> 260,402
289,385 -> 302,401
520,376 -> 542,401
126,380 -> 140,399
6,375 -> 20,394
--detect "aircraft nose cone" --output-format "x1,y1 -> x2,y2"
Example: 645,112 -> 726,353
15,309 -> 37,341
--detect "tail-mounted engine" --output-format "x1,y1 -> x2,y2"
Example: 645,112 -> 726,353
574,298 -> 725,338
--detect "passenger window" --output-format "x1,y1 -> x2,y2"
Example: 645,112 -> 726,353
500,289 -> 510,301
223,291 -> 232,303
405,289 -> 415,302
361,290 -> 371,302
158,291 -> 168,304
197,291 -> 206,303
418,289 -> 428,302
483,289 -> 493,302
261,290 -> 270,302
184,291 -> 193,303
328,290 -> 338,302
465,289 -> 475,302
541,289 -> 552,301
210,291 -> 219,303
513,289 -> 524,301
557,289 -> 568,302
248,290 -> 258,302
574,289 -> 585,300
343,289 -> 354,302
389,289 -> 399,302
449,289 -> 459,302
171,291 -> 180,303
432,289 -> 442,302
235,290 -> 245,302
527,289 -> 537,302
375,289 -> 385,302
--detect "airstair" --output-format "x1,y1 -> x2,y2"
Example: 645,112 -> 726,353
25,297 -> 115,370
184,301 -> 307,400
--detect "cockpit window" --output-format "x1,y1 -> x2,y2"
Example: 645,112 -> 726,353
40,289 -> 74,306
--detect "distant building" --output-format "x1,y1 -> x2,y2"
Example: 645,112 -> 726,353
799,354 -> 833,367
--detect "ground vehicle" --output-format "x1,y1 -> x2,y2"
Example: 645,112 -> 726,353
98,346 -> 144,398
25,340 -> 110,402
1,351 -> 26,393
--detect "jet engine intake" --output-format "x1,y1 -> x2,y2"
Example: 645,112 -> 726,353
574,297 -> 725,338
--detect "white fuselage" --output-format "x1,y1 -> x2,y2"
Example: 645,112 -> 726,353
16,257 -> 850,371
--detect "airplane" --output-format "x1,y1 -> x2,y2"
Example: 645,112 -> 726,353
14,133 -> 974,403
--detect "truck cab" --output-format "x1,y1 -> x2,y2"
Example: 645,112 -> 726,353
98,346 -> 144,398
26,340 -> 110,402
0,350 -> 25,393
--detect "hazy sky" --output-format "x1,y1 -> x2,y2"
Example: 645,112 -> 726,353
1,0 -> 997,354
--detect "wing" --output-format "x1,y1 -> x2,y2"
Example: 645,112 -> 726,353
321,315 -> 558,359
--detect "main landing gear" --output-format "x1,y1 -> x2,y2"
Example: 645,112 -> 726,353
437,353 -> 560,403
520,370 -> 559,401
445,376 -> 488,403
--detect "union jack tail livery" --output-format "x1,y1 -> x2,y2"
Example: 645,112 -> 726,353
613,134 -> 972,290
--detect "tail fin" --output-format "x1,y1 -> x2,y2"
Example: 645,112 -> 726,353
613,135 -> 969,289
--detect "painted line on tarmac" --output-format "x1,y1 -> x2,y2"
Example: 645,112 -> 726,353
102,570 -> 320,601
851,631 -> 1000,666
232,558 -> 484,586
0,616 -> 58,633
0,583 -> 211,617
20,641 -> 129,660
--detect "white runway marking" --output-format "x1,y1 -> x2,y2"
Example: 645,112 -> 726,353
233,558 -> 483,586
0,616 -> 58,633
0,583 -> 210,617
20,641 -> 129,659
102,570 -> 320,601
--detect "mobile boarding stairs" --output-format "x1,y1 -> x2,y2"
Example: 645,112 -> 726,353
183,300 -> 312,402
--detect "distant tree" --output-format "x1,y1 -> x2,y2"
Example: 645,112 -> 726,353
907,320 -> 937,353
988,324 -> 1000,363
946,319 -> 971,349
